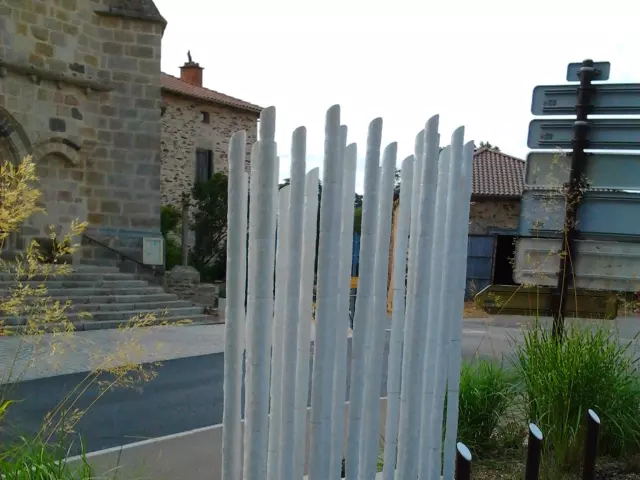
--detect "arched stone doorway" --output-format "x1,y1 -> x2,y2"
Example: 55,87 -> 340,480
26,139 -> 87,264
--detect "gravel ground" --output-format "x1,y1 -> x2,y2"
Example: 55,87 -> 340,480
472,457 -> 640,479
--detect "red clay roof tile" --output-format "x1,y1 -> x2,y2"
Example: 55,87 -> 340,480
161,73 -> 262,114
472,147 -> 524,198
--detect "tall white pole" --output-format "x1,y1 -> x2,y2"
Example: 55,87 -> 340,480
423,126 -> 465,480
442,141 -> 475,480
293,167 -> 320,480
308,105 -> 343,480
396,117 -> 440,478
329,142 -> 358,478
395,131 -> 424,476
345,118 -> 383,479
222,130 -> 248,480
382,155 -> 414,480
358,142 -> 397,480
266,184 -> 290,480
416,144 -> 451,479
244,141 -> 260,445
243,106 -> 278,480
278,127 -> 308,479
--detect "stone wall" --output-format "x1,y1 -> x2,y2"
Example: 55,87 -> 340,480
160,94 -> 258,207
0,0 -> 165,265
164,265 -> 221,317
469,198 -> 520,234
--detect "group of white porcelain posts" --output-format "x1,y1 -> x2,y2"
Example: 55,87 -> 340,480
223,105 -> 474,480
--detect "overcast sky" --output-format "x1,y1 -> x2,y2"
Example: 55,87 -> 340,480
154,0 -> 640,193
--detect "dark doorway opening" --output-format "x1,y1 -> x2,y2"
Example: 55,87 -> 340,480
493,235 -> 517,285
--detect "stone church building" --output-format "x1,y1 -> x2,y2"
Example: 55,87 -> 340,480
0,0 -> 261,267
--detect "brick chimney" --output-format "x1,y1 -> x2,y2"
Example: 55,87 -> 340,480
180,50 -> 203,87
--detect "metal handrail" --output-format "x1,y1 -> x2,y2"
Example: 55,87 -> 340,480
81,233 -> 162,276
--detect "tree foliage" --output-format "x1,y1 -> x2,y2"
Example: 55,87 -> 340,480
190,172 -> 228,278
161,204 -> 182,270
478,141 -> 500,151
160,204 -> 181,237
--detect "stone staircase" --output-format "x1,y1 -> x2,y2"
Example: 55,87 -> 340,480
0,265 -> 218,332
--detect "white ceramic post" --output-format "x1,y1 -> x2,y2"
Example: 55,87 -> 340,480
266,184 -> 290,480
308,105 -> 343,480
442,141 -> 475,480
395,132 -> 424,477
415,144 -> 451,479
222,130 -> 248,480
243,141 -> 260,478
359,142 -> 397,480
243,107 -> 278,480
345,118 -> 383,479
293,167 -> 320,480
277,127 -> 307,480
382,155 -> 414,480
222,106 -> 475,480
329,142 -> 358,478
396,117 -> 440,479
423,127 -> 465,480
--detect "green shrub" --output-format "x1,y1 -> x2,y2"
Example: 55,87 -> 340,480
0,437 -> 92,479
512,323 -> 640,471
161,204 -> 181,236
165,236 -> 182,271
454,359 -> 517,455
161,204 -> 183,270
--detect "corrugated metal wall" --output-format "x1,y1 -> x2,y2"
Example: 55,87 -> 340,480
465,235 -> 496,299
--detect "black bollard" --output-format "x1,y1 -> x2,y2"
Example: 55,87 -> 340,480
525,423 -> 543,480
582,409 -> 601,480
455,442 -> 472,480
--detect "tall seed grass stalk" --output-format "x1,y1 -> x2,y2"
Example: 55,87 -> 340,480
513,322 -> 640,472
0,156 -> 191,476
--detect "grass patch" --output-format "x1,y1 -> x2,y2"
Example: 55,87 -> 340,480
512,323 -> 640,474
455,360 -> 518,456
0,437 -> 93,480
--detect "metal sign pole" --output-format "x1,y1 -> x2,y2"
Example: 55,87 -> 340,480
551,59 -> 598,340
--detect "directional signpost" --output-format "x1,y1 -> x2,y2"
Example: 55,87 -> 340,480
476,59 -> 640,331
525,151 -> 640,190
528,118 -> 640,150
531,83 -> 640,116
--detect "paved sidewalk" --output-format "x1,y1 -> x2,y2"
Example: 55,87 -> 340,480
0,323 -> 227,385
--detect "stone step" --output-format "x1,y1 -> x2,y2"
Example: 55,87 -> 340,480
0,273 -> 137,282
3,314 -> 221,333
0,280 -> 149,289
2,265 -> 121,275
30,293 -> 180,305
5,306 -> 205,326
67,300 -> 194,313
69,266 -> 122,273
79,314 -> 220,331
0,286 -> 165,297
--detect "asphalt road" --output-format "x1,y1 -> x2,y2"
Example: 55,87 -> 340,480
0,323 -> 517,455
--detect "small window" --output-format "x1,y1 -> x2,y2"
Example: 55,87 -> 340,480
195,149 -> 213,183
200,111 -> 210,124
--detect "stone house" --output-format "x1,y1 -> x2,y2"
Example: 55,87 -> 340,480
159,58 -> 261,208
466,147 -> 525,295
0,0 -> 166,267
469,147 -> 524,235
